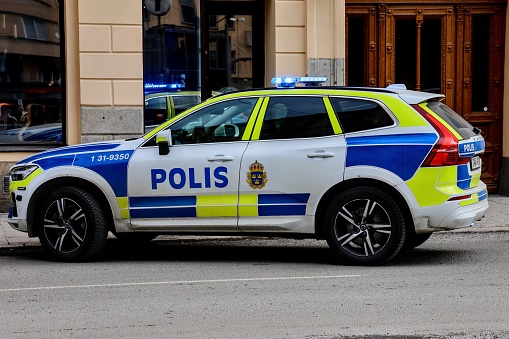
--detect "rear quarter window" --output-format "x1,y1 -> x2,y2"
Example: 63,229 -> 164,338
425,101 -> 477,139
329,97 -> 394,133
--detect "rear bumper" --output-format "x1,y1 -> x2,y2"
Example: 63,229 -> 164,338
411,185 -> 489,231
436,197 -> 489,230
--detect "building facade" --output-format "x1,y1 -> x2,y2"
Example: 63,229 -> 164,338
0,0 -> 507,210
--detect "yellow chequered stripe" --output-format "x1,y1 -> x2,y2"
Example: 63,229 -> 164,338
470,172 -> 481,187
196,194 -> 237,217
406,167 -> 449,206
418,103 -> 463,140
238,194 -> 258,217
323,97 -> 342,134
250,97 -> 270,141
459,193 -> 479,207
117,197 -> 130,219
241,97 -> 264,141
374,95 -> 428,127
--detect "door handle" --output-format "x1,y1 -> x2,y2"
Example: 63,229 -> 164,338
207,154 -> 234,162
307,151 -> 335,158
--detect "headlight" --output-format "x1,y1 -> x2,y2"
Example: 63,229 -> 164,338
10,165 -> 39,181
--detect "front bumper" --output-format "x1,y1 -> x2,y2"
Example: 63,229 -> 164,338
7,205 -> 28,233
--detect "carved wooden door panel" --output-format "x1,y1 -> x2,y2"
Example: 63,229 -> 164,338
457,5 -> 505,192
346,2 -> 506,192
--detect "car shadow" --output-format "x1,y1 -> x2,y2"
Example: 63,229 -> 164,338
1,237 -> 478,266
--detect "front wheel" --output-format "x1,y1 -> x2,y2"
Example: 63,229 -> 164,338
324,187 -> 407,265
38,187 -> 108,262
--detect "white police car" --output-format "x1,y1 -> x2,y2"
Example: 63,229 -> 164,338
7,77 -> 488,265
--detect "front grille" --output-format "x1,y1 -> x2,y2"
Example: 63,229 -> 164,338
2,175 -> 10,195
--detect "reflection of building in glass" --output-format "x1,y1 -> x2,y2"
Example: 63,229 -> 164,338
0,0 -> 61,140
142,1 -> 253,93
143,0 -> 201,91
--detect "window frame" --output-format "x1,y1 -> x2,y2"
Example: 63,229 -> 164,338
258,95 -> 335,141
143,96 -> 260,147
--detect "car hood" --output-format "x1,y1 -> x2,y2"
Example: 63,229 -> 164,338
15,140 -> 128,166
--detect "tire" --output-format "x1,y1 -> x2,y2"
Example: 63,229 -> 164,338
404,233 -> 433,250
38,187 -> 108,262
324,187 -> 407,265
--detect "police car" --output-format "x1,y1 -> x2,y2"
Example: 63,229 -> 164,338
7,77 -> 488,265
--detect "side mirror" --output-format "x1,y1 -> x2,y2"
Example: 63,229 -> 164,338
156,129 -> 172,155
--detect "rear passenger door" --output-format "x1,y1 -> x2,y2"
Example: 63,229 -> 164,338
238,95 -> 346,233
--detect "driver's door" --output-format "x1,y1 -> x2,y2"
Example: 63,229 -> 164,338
127,97 -> 261,231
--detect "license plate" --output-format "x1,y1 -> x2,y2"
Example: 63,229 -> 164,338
470,156 -> 481,171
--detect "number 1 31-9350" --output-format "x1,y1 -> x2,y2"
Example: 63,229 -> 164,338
91,153 -> 131,162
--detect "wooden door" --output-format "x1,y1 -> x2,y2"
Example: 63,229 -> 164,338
346,2 -> 506,192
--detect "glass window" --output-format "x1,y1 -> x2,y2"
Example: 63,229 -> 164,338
164,97 -> 257,145
35,20 -> 48,41
23,18 -> 37,39
144,96 -> 168,128
426,101 -> 477,139
143,1 -> 201,131
260,97 -> 333,140
330,97 -> 394,133
172,95 -> 201,113
0,1 -> 63,146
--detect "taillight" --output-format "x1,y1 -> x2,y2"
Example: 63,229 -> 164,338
412,104 -> 470,167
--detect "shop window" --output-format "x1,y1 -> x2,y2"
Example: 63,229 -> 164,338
0,0 -> 64,147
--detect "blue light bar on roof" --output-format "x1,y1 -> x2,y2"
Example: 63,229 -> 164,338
299,76 -> 328,84
144,83 -> 185,90
271,76 -> 327,88
271,77 -> 298,88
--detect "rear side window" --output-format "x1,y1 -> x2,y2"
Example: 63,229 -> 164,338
426,101 -> 477,139
330,97 -> 394,133
259,96 -> 333,140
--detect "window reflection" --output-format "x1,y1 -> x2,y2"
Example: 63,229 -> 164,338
0,0 -> 62,145
143,0 -> 201,131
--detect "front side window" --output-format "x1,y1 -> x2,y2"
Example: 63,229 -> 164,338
259,96 -> 333,140
167,97 -> 257,145
0,0 -> 63,146
330,97 -> 394,133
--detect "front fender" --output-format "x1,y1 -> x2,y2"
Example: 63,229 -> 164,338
22,166 -> 122,222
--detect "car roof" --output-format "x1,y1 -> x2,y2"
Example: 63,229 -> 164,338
212,85 -> 445,105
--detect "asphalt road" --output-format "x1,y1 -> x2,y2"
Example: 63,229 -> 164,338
1,232 -> 508,339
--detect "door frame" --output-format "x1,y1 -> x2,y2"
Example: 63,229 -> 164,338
201,0 -> 265,99
345,1 -> 507,192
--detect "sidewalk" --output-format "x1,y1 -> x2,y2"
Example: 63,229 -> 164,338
2,195 -> 509,248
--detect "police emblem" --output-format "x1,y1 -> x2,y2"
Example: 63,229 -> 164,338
247,160 -> 267,189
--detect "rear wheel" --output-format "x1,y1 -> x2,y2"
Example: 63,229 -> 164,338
324,187 -> 406,265
38,187 -> 108,261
